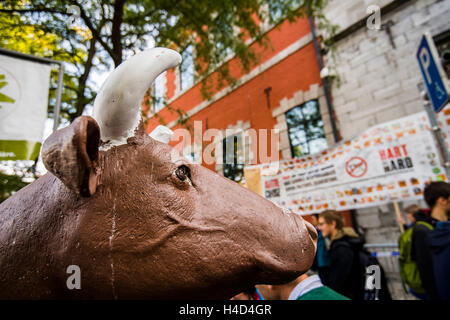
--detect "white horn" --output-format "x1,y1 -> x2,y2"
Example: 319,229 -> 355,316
149,125 -> 173,144
92,47 -> 182,148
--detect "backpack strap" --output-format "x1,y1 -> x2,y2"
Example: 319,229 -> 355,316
415,221 -> 433,230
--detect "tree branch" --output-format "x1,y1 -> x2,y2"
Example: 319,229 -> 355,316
111,0 -> 126,66
68,0 -> 117,64
73,37 -> 97,119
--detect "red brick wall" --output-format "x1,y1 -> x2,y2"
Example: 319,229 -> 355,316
146,16 -> 322,172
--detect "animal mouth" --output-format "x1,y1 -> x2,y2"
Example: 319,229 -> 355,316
253,211 -> 317,284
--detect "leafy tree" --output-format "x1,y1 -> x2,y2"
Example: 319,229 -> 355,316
0,2 -> 95,122
0,163 -> 35,204
0,172 -> 29,203
0,1 -> 94,200
1,0 -> 332,123
0,0 -> 333,202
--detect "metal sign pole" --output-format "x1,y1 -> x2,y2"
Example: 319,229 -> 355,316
422,96 -> 450,179
416,33 -> 450,180
53,63 -> 64,132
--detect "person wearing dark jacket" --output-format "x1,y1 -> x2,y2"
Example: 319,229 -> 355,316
429,221 -> 450,300
411,209 -> 439,300
412,182 -> 450,300
397,204 -> 420,230
318,210 -> 364,300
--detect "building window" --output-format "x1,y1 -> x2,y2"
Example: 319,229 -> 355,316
269,1 -> 283,22
153,71 -> 166,113
180,45 -> 194,91
286,100 -> 328,157
223,133 -> 244,183
215,41 -> 234,60
434,30 -> 450,79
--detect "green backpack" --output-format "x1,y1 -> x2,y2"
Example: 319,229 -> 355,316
398,221 -> 433,294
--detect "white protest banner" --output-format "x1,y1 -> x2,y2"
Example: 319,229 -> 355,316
246,111 -> 447,215
437,103 -> 450,149
0,54 -> 51,160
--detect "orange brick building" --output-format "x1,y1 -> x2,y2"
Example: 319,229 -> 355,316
142,17 -> 352,225
144,15 -> 354,226
148,16 -> 336,166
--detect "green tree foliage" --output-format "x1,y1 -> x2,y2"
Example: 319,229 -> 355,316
0,0 -> 332,202
0,167 -> 33,203
0,172 -> 28,203
1,0 -> 331,122
0,1 -> 94,122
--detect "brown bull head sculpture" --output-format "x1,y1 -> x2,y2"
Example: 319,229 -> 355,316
0,48 -> 317,299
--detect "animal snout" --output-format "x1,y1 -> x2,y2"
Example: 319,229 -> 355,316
304,220 -> 318,242
282,207 -> 317,243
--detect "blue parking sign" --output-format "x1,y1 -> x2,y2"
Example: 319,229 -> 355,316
417,33 -> 449,113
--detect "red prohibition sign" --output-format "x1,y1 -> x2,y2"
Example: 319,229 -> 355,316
345,157 -> 368,178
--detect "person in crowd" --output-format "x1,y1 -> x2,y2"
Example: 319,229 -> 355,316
257,270 -> 349,300
317,210 -> 364,300
397,204 -> 420,230
413,181 -> 450,300
429,212 -> 450,300
309,213 -> 331,282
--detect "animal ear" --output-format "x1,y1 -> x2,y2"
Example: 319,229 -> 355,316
42,116 -> 100,197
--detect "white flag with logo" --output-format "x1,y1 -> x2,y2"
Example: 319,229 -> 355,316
0,54 -> 51,160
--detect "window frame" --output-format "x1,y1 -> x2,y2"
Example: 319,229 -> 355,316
285,99 -> 328,158
433,30 -> 450,79
180,45 -> 195,91
222,133 -> 245,183
152,71 -> 166,113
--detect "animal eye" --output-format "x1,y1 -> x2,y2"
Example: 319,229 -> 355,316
175,165 -> 191,182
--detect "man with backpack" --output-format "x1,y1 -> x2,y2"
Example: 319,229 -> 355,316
429,213 -> 450,300
318,210 -> 391,300
399,208 -> 434,299
399,182 -> 450,300
414,182 -> 450,300
425,182 -> 450,300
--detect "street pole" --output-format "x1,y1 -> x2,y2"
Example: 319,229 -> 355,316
53,63 -> 65,132
421,90 -> 450,180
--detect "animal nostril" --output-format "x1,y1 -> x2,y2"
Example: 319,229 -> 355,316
305,221 -> 318,242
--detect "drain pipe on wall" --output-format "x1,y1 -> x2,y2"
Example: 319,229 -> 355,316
308,12 -> 361,231
308,15 -> 340,144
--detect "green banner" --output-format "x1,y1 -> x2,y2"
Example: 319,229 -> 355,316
0,140 -> 42,160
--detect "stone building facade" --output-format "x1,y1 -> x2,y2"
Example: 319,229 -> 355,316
322,0 -> 450,299
324,0 -> 450,140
